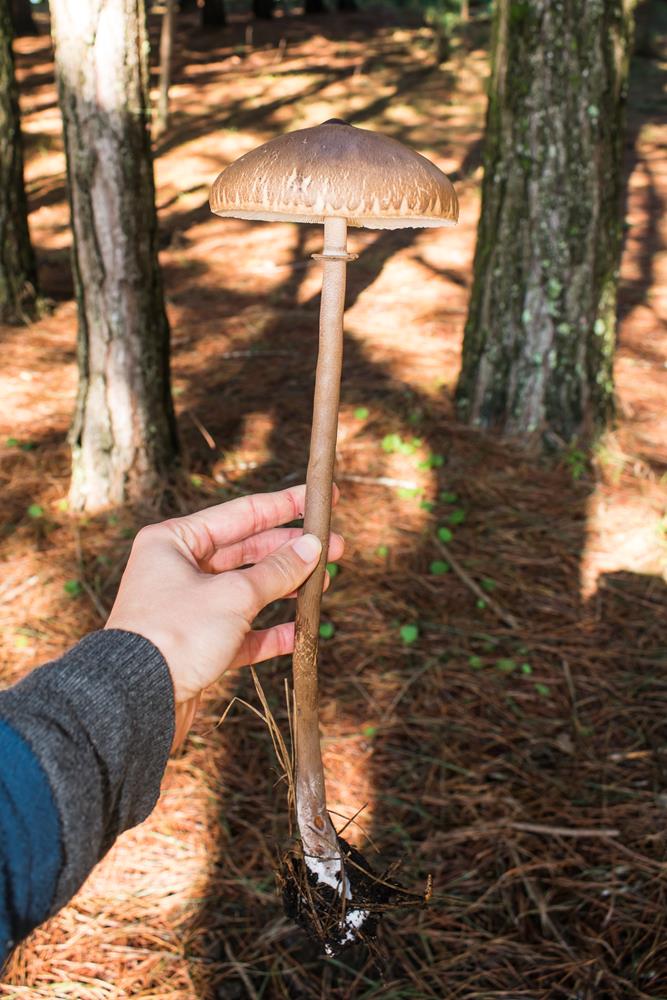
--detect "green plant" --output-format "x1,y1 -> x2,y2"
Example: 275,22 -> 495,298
64,579 -> 82,597
319,621 -> 335,639
447,508 -> 466,525
27,504 -> 44,519
8,437 -> 37,451
326,562 -> 339,578
418,453 -> 444,470
381,432 -> 422,456
399,624 -> 419,645
564,447 -> 587,481
354,406 -> 369,420
437,526 -> 453,542
430,559 -> 450,575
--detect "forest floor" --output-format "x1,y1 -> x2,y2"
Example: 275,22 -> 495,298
2,6 -> 667,999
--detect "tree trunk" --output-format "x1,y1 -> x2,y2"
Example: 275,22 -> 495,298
634,0 -> 658,58
11,0 -> 37,36
50,0 -> 179,512
456,0 -> 636,447
253,0 -> 274,19
155,0 -> 175,137
201,0 -> 225,28
0,0 -> 38,323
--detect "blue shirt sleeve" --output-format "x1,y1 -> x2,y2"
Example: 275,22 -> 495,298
0,718 -> 62,966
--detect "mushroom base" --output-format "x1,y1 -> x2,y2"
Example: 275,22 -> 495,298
278,835 -> 417,957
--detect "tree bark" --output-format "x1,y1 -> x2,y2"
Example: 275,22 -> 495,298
11,0 -> 37,36
50,0 -> 179,512
155,0 -> 175,137
253,0 -> 274,19
456,0 -> 636,447
201,0 -> 226,28
0,0 -> 38,323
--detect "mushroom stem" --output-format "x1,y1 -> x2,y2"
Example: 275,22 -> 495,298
293,216 -> 349,871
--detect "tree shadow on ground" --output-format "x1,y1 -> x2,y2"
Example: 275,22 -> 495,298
618,7 -> 667,325
151,14 -> 667,995
4,7 -> 666,996
167,211 -> 667,996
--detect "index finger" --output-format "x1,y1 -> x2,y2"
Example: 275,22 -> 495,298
165,484 -> 339,562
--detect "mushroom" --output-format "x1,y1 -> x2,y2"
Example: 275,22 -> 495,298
210,119 -> 458,953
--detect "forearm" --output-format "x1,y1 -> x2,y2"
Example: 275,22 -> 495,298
0,630 -> 175,961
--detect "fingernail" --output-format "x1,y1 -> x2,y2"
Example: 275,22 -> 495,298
293,533 -> 322,563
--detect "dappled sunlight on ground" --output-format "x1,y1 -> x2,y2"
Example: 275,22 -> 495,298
1,6 -> 667,998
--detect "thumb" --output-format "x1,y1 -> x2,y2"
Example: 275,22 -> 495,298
238,533 -> 322,615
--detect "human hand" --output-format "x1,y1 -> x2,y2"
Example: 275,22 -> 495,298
105,485 -> 343,748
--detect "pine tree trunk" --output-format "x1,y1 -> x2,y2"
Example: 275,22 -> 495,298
252,0 -> 274,19
155,0 -> 175,137
201,0 -> 226,28
50,0 -> 179,512
0,0 -> 38,323
456,0 -> 635,447
11,0 -> 37,36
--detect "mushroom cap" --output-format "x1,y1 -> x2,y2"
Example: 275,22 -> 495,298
209,120 -> 458,230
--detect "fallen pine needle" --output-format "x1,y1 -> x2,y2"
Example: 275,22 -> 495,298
510,821 -> 620,839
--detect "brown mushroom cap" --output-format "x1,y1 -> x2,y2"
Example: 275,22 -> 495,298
210,120 -> 458,230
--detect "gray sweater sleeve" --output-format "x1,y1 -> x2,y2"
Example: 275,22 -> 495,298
0,629 -> 175,914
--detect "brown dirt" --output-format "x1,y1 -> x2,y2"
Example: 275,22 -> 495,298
1,6 -> 666,999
